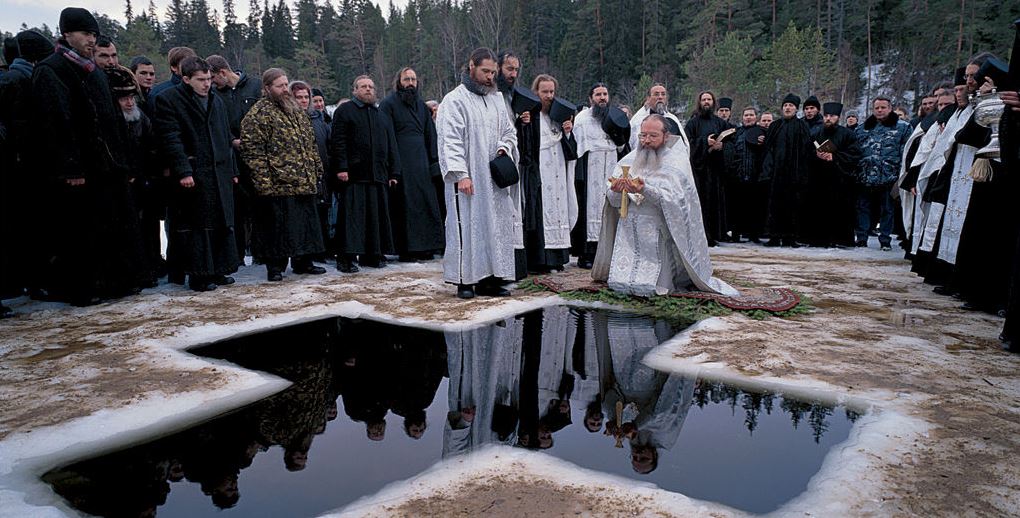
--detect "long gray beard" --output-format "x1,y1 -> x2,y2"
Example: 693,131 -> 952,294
122,105 -> 142,122
631,144 -> 664,176
650,101 -> 667,115
591,103 -> 609,124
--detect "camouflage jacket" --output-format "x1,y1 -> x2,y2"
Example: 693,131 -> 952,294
240,97 -> 323,196
854,112 -> 911,187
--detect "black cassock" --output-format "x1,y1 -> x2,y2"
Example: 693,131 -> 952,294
31,52 -> 147,303
517,112 -> 578,272
1000,107 -> 1020,348
570,141 -> 629,259
684,114 -> 731,244
379,92 -> 444,257
328,98 -> 400,260
154,84 -> 241,279
761,117 -> 814,242
803,124 -> 862,247
722,125 -> 766,241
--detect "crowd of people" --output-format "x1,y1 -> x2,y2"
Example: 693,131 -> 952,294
1,8 -> 1017,352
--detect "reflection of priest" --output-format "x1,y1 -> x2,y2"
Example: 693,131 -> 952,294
442,316 -> 524,457
592,115 -> 738,297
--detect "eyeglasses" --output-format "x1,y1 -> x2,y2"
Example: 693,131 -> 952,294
638,132 -> 663,140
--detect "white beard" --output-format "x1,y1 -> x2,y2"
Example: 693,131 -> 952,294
122,105 -> 142,122
631,144 -> 664,176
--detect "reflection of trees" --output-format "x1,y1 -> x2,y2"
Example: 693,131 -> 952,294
694,381 -> 845,442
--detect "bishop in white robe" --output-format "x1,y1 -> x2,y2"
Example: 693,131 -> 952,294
592,115 -> 738,298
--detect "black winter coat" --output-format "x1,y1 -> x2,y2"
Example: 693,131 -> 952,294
328,98 -> 400,184
154,84 -> 238,231
217,72 -> 263,138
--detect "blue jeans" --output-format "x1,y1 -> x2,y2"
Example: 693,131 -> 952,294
856,186 -> 894,246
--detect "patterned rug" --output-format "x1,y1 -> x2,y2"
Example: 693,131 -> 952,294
531,271 -> 801,313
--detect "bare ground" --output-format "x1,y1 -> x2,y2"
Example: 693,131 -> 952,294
1,247 -> 1018,516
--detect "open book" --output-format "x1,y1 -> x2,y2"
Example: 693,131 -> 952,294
814,139 -> 837,153
709,128 -> 738,142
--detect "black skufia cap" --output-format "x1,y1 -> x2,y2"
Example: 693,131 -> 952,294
822,102 -> 843,116
311,88 -> 325,98
489,153 -> 519,189
59,7 -> 101,36
804,95 -> 821,109
974,57 -> 1009,90
782,93 -> 801,108
549,97 -> 577,124
16,30 -> 54,63
743,125 -> 765,144
954,66 -> 967,86
601,106 -> 631,147
718,97 -> 733,109
511,85 -> 540,115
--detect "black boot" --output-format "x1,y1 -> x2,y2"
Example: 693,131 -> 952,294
764,238 -> 782,247
0,304 -> 14,319
267,267 -> 283,282
457,284 -> 476,299
293,258 -> 326,275
189,276 -> 218,292
212,275 -> 235,285
336,255 -> 359,273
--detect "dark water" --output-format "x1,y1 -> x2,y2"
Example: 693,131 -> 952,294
43,307 -> 859,517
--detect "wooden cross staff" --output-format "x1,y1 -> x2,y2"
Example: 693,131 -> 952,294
615,400 -> 624,448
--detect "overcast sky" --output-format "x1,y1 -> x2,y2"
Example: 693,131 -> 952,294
2,0 -> 406,36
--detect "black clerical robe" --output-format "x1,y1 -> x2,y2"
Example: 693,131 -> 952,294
761,116 -> 814,242
803,124 -> 862,247
684,113 -> 730,244
722,124 -> 766,240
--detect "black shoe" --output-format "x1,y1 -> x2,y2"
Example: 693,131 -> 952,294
0,304 -> 14,319
783,239 -> 801,248
764,238 -> 782,247
267,270 -> 283,282
578,258 -> 594,269
168,272 -> 186,285
294,264 -> 326,275
855,241 -> 868,247
212,275 -> 235,286
707,239 -> 718,247
70,295 -> 102,307
457,284 -> 475,299
748,236 -> 761,244
476,284 -> 511,297
189,278 -> 218,292
336,259 -> 360,273
398,254 -> 418,263
932,285 -> 955,296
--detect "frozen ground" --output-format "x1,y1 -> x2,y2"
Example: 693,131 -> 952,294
0,244 -> 1017,517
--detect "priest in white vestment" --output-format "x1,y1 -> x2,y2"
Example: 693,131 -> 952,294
436,48 -> 519,299
527,74 -> 578,272
592,115 -> 738,297
627,83 -> 686,150
572,83 -> 628,269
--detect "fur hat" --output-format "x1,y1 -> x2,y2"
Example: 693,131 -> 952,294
106,65 -> 139,99
16,30 -> 54,63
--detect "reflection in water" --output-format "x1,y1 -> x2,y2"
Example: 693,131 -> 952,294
43,309 -> 858,517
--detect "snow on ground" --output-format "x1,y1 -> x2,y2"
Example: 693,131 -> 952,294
0,243 -> 1018,517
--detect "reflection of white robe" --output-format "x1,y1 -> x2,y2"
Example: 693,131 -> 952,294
539,112 -> 578,249
437,84 -> 519,284
601,313 -> 673,424
896,123 -> 928,236
574,108 -> 623,242
591,137 -> 738,297
628,106 -> 686,150
443,316 -> 523,457
631,375 -> 696,451
537,306 -> 576,412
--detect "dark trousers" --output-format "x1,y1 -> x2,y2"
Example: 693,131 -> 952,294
856,185 -> 895,246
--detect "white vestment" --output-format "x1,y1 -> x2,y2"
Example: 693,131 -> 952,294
896,123 -> 928,236
538,112 -> 578,249
591,137 -> 739,297
574,107 -> 623,241
936,135 -> 979,264
913,105 -> 973,253
628,106 -> 687,150
437,84 -> 520,284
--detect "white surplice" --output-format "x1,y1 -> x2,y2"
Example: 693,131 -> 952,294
538,112 -> 578,249
574,107 -> 623,242
628,106 -> 686,150
437,84 -> 519,284
914,105 -> 973,253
